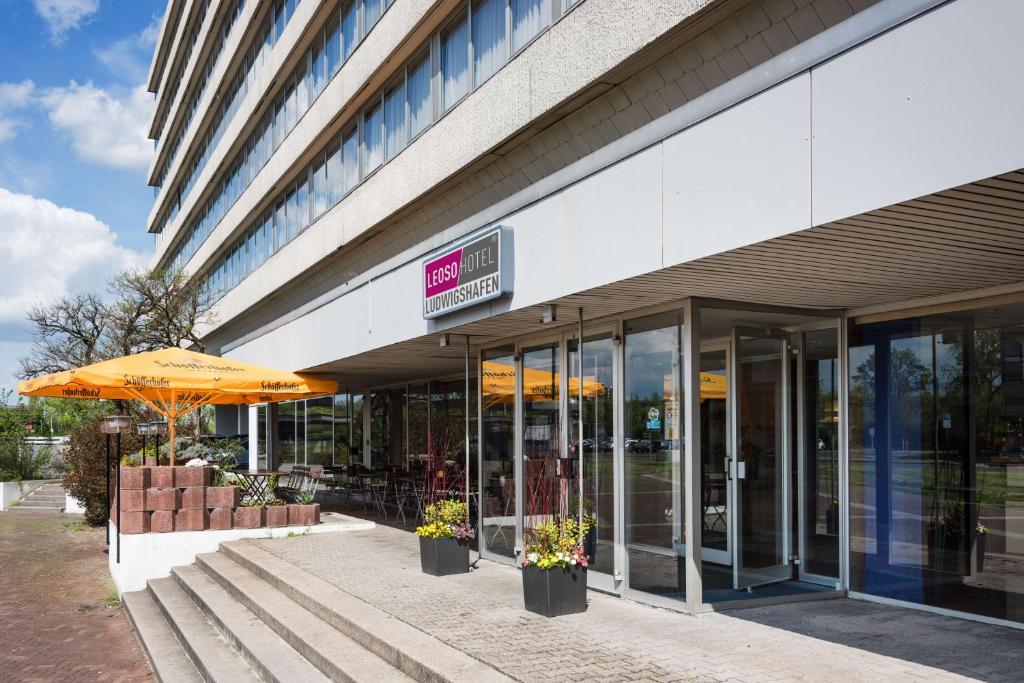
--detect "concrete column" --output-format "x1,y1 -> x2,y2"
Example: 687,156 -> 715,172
248,405 -> 259,472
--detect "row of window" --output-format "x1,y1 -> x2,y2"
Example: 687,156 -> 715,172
163,0 -> 394,273
153,0 -> 302,230
200,0 -> 580,299
153,0 -> 247,193
152,0 -> 216,144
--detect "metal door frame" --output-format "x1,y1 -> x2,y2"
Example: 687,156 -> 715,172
697,339 -> 732,567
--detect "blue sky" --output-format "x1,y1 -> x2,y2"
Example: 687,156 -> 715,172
0,0 -> 164,393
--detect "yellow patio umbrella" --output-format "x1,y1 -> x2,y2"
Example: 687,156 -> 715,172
18,347 -> 338,462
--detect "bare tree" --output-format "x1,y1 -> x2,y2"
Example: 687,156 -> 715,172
19,268 -> 217,380
111,269 -> 215,352
18,293 -> 108,378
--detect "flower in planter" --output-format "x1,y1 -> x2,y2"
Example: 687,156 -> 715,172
977,521 -> 990,535
415,499 -> 475,540
522,518 -> 590,570
184,458 -> 207,468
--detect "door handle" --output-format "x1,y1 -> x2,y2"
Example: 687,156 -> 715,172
730,460 -> 746,480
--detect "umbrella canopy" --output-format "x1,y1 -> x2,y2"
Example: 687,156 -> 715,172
18,347 -> 338,461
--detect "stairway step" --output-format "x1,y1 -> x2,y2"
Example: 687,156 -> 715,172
122,590 -> 203,683
171,564 -> 330,683
220,541 -> 511,683
147,577 -> 261,683
195,553 -> 412,683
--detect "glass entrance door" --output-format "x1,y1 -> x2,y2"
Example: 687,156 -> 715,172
732,327 -> 792,590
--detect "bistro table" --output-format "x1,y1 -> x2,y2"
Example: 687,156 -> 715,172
232,470 -> 284,505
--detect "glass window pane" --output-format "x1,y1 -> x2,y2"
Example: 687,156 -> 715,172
362,103 -> 383,176
295,61 -> 309,116
363,0 -> 382,29
512,0 -> 545,53
306,396 -> 334,466
313,154 -> 326,218
342,129 -> 358,193
326,140 -> 342,206
274,200 -> 285,250
472,0 -> 505,87
341,1 -> 357,62
624,310 -> 685,600
333,393 -> 351,465
407,54 -> 431,139
481,347 -> 516,558
286,189 -> 298,241
384,83 -> 405,161
296,172 -> 310,232
326,15 -> 341,76
441,16 -> 469,110
312,34 -> 326,95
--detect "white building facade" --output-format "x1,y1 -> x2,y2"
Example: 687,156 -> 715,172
147,0 -> 1024,624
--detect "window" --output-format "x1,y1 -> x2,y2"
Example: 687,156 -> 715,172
512,0 -> 545,53
472,0 -> 506,86
384,83 -> 406,161
295,60 -> 309,116
407,53 -> 432,139
285,78 -> 297,132
362,102 -> 383,176
312,32 -> 326,96
341,1 -> 357,62
312,152 -> 327,218
326,15 -> 341,76
274,200 -> 285,250
363,0 -> 382,29
326,140 -> 342,205
286,189 -> 298,241
273,0 -> 285,42
296,172 -> 310,232
342,128 -> 358,193
441,15 -> 470,110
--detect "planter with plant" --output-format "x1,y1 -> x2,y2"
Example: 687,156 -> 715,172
265,497 -> 288,527
288,491 -> 320,526
975,521 -> 989,573
234,499 -> 265,529
415,499 -> 474,576
521,518 -> 590,617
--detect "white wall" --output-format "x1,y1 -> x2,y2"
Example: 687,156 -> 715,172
227,0 -> 1024,373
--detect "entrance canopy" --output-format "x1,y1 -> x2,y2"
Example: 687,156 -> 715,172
18,347 -> 337,460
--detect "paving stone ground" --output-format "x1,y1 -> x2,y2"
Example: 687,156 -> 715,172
0,511 -> 153,682
254,524 -> 1024,682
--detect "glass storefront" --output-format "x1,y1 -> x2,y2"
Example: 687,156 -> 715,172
849,303 -> 1024,623
802,328 -> 840,580
623,310 -> 685,600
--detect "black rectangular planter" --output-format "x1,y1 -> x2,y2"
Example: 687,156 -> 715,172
419,536 -> 470,576
522,564 -> 588,617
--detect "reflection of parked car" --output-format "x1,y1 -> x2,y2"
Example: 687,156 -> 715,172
627,439 -> 653,453
994,444 -> 1024,464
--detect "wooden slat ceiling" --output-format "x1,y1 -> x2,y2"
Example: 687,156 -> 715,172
311,171 -> 1024,387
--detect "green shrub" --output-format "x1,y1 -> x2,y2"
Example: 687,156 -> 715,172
63,420 -> 141,526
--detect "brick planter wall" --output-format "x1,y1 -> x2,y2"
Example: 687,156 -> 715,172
115,467 -> 319,534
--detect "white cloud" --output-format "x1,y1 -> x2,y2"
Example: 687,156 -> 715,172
33,0 -> 100,45
95,16 -> 161,84
40,81 -> 154,173
0,187 -> 147,327
0,187 -> 149,391
0,81 -> 37,143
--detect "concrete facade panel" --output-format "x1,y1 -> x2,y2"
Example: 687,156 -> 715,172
662,73 -> 811,267
811,0 -> 1024,225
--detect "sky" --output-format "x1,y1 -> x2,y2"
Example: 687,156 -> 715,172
0,0 -> 163,395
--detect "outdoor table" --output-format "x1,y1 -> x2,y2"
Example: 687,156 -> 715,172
232,470 -> 284,505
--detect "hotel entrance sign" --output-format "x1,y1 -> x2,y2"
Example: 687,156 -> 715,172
423,227 -> 512,319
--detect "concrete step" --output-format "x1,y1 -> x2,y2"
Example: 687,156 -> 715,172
170,564 -> 331,683
147,577 -> 261,683
194,552 -> 412,682
220,540 -> 511,683
122,590 -> 203,683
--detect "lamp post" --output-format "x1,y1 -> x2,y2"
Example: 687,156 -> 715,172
100,415 -> 131,564
153,420 -> 168,465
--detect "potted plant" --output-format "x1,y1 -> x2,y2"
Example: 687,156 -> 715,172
288,491 -> 320,526
521,518 -> 589,617
928,508 -> 965,575
265,497 -> 288,527
415,499 -> 474,576
975,521 -> 989,573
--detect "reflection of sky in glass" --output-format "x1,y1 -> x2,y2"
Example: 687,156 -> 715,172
625,324 -> 679,399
